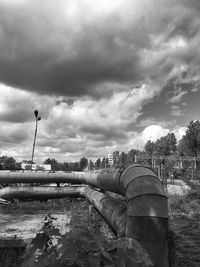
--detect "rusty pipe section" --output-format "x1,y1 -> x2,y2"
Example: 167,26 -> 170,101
0,164 -> 168,266
0,186 -> 126,237
0,186 -> 82,199
83,186 -> 127,236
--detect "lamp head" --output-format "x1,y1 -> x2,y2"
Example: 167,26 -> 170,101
34,110 -> 38,118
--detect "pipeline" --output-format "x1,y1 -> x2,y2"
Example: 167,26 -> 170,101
0,186 -> 82,199
0,185 -> 127,237
0,164 -> 169,266
0,172 -> 82,184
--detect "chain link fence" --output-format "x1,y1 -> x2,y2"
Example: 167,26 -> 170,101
134,155 -> 200,188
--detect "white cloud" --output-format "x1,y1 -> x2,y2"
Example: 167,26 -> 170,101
172,127 -> 186,141
46,83 -> 158,133
167,37 -> 187,49
168,90 -> 187,104
141,125 -> 170,143
191,87 -> 199,92
133,124 -> 186,148
0,83 -> 57,122
0,83 -> 160,162
170,105 -> 185,117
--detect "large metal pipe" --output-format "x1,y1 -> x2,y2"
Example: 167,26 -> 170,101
0,186 -> 82,199
83,186 -> 127,237
0,186 -> 126,237
121,165 -> 168,267
0,172 -> 82,184
0,164 -> 168,266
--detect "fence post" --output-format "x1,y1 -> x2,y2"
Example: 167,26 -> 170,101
158,164 -> 161,180
194,157 -> 197,180
180,157 -> 183,169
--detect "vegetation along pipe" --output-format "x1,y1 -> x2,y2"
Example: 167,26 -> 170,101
0,164 -> 168,266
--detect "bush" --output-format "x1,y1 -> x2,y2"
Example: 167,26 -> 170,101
22,215 -> 152,267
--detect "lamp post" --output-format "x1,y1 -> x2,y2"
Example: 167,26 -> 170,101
31,110 -> 41,171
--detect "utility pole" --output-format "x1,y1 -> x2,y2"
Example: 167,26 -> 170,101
31,110 -> 41,171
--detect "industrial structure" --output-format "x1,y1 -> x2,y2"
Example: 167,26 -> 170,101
0,163 -> 169,267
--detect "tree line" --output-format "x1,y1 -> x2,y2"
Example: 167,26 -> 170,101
0,120 -> 200,172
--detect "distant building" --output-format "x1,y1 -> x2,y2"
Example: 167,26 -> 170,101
107,151 -> 120,166
107,154 -> 113,166
21,163 -> 51,172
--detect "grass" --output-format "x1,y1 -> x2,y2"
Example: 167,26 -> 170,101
0,247 -> 24,267
1,197 -> 75,211
169,184 -> 200,267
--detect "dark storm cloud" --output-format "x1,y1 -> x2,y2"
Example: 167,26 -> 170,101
0,0 -> 145,97
1,0 -> 200,98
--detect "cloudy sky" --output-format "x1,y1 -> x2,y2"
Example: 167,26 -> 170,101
0,0 -> 200,163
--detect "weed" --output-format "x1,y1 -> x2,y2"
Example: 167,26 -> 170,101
169,184 -> 200,267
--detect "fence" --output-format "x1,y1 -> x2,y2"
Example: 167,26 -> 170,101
133,155 -> 200,186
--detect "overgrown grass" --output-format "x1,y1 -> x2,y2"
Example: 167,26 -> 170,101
0,198 -> 113,267
0,247 -> 24,267
1,197 -> 75,211
169,184 -> 200,267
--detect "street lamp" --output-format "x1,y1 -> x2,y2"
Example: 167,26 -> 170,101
31,110 -> 41,171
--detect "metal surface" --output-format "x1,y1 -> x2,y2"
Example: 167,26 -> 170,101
118,165 -> 168,267
0,186 -> 82,199
0,197 -> 9,205
83,186 -> 127,236
0,172 -> 82,184
0,164 -> 169,266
